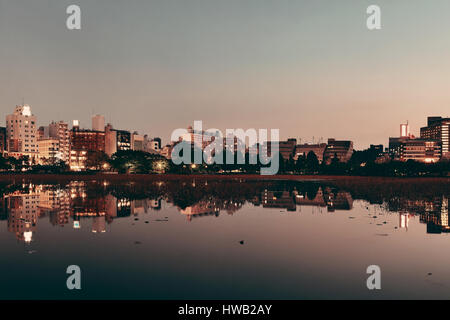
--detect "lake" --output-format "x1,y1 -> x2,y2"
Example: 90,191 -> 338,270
0,177 -> 449,299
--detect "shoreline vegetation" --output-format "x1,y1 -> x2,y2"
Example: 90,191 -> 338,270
0,173 -> 448,183
1,150 -> 449,178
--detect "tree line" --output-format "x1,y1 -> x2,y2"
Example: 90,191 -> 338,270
0,147 -> 448,177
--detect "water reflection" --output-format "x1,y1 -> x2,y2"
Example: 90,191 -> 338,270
0,179 -> 448,242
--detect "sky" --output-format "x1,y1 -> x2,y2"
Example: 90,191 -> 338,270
0,0 -> 449,149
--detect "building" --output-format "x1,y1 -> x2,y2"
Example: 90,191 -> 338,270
105,124 -> 131,157
323,138 -> 353,163
149,137 -> 162,152
48,121 -> 70,164
294,143 -> 327,163
279,139 -> 297,160
420,116 -> 450,159
5,104 -> 38,161
399,139 -> 441,163
261,138 -> 297,161
37,126 -> 49,140
92,114 -> 105,132
400,122 -> 410,138
38,139 -> 60,164
70,126 -> 105,171
0,127 -> 6,156
369,144 -> 384,155
389,137 -> 410,160
160,144 -> 175,159
131,132 -> 144,151
182,125 -> 204,149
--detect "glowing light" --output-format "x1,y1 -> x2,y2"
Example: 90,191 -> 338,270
24,231 -> 32,243
22,105 -> 32,117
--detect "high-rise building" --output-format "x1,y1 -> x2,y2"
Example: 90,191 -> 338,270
0,127 -> 6,156
420,116 -> 450,159
70,127 -> 105,171
92,114 -> 105,132
105,124 -> 131,157
5,104 -> 38,160
49,121 -> 70,163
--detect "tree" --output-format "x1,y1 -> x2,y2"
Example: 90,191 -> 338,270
86,151 -> 109,171
295,155 -> 306,174
109,150 -> 167,174
305,151 -> 319,174
0,154 -> 11,171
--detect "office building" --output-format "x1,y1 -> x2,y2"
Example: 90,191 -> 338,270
294,143 -> 327,163
420,116 -> 450,159
399,139 -> 441,163
261,138 -> 297,161
105,124 -> 131,156
324,138 -> 353,163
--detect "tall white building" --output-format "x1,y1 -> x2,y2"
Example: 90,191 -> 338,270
92,114 -> 105,132
6,104 -> 38,160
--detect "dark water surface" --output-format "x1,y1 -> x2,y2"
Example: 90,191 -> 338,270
0,178 -> 449,299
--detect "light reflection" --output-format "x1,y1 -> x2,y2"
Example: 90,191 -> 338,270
0,180 -> 448,242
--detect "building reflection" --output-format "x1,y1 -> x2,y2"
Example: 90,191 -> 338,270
261,187 -> 353,212
6,189 -> 39,243
419,196 -> 449,234
0,180 -> 448,241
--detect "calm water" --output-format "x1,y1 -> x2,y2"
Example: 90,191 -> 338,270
0,178 -> 449,300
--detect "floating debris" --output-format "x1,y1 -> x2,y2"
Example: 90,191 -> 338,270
145,221 -> 149,224
239,240 -> 245,245
375,234 -> 389,237
134,241 -> 142,245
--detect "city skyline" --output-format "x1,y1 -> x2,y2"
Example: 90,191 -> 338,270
1,102 -> 447,151
2,0 -> 450,149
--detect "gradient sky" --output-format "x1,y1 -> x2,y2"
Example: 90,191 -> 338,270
1,0 -> 449,149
